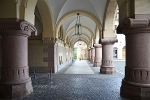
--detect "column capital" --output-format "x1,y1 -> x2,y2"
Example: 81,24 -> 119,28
88,47 -> 93,50
100,38 -> 118,44
117,18 -> 150,34
0,18 -> 37,37
91,47 -> 95,49
94,44 -> 102,48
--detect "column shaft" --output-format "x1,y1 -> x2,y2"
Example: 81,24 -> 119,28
90,47 -> 95,63
100,38 -> 117,74
88,49 -> 90,61
0,18 -> 37,99
118,18 -> 150,100
94,44 -> 102,67
89,48 -> 91,62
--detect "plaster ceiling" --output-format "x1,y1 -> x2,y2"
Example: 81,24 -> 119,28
62,14 -> 96,44
68,28 -> 92,40
47,0 -> 109,45
48,0 -> 107,25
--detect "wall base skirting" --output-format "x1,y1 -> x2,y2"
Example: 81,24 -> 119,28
29,59 -> 73,73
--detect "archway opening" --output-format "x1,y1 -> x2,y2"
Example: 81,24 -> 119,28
56,10 -> 102,47
74,41 -> 87,60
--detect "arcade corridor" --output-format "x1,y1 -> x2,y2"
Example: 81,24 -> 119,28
0,0 -> 150,99
13,60 -> 127,100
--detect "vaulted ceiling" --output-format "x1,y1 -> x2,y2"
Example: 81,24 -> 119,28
35,0 -> 118,47
48,0 -> 107,24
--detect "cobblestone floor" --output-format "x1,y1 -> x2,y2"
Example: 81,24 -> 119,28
12,60 -> 127,100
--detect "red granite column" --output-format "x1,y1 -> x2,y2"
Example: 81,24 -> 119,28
90,47 -> 95,63
0,18 -> 37,99
118,18 -> 150,99
89,47 -> 91,62
100,38 -> 117,74
88,48 -> 90,61
94,44 -> 102,67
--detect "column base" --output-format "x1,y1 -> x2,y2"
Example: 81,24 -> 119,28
90,60 -> 93,63
94,62 -> 101,67
100,66 -> 116,74
91,59 -> 94,63
88,59 -> 91,62
0,79 -> 33,99
120,79 -> 150,100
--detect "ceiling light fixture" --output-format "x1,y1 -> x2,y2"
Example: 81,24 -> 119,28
75,13 -> 82,36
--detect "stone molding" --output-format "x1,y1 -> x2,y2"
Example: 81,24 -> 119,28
0,66 -> 30,85
42,38 -> 57,44
0,18 -> 37,36
57,39 -> 64,44
125,67 -> 150,84
117,18 -> 150,34
63,43 -> 69,47
91,47 -> 95,49
88,47 -> 91,51
94,44 -> 102,48
102,59 -> 114,66
100,38 -> 118,44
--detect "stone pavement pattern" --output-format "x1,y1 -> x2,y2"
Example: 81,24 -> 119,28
12,60 -> 127,100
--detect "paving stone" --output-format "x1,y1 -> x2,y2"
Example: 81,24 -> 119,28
12,60 -> 128,100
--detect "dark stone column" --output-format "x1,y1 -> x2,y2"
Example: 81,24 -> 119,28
0,18 -> 37,99
90,47 -> 95,63
100,38 -> 117,74
94,44 -> 102,67
118,18 -> 150,100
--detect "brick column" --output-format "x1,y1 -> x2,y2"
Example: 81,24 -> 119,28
100,38 -> 117,74
0,18 -> 37,99
90,47 -> 95,63
118,18 -> 150,99
94,44 -> 102,67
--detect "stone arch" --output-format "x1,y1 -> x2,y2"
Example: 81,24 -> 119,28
95,26 -> 100,44
103,0 -> 118,37
69,33 -> 90,43
116,0 -> 150,23
73,40 -> 88,48
21,0 -> 55,37
34,15 -> 43,37
20,0 -> 38,24
56,10 -> 102,39
71,37 -> 89,48
65,26 -> 94,43
36,0 -> 54,38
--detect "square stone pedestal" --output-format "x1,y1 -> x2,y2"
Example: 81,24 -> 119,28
0,80 -> 33,99
121,79 -> 150,100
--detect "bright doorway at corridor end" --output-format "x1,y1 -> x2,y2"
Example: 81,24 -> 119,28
74,41 -> 87,60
